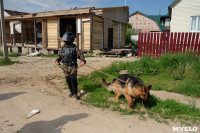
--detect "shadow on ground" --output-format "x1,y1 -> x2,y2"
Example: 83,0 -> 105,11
17,113 -> 88,133
0,92 -> 26,101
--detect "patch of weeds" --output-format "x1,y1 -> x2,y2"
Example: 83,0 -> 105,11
144,96 -> 200,125
0,51 -> 21,57
174,79 -> 200,97
0,58 -> 15,66
82,87 -> 113,109
8,52 -> 21,57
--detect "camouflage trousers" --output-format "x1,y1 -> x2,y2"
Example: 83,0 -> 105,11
63,65 -> 78,77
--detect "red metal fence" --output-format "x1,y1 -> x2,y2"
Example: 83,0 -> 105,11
138,32 -> 200,57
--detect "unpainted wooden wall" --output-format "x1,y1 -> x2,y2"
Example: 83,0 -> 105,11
92,16 -> 103,49
47,19 -> 58,49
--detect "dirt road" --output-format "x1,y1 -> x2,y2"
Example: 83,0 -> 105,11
0,56 -> 199,133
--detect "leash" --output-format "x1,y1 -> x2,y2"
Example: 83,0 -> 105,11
57,64 -> 126,83
85,65 -> 127,84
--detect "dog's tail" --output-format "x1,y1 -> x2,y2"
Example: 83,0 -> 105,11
101,79 -> 112,91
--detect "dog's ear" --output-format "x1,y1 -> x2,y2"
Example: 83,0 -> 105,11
146,85 -> 152,90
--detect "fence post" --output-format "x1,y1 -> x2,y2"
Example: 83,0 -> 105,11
176,32 -> 181,53
146,33 -> 150,56
180,33 -> 184,53
143,33 -> 147,56
183,33 -> 188,53
156,33 -> 160,57
159,33 -> 163,56
149,33 -> 153,57
153,33 -> 156,57
194,33 -> 199,53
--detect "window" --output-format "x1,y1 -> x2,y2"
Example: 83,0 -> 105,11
190,16 -> 200,32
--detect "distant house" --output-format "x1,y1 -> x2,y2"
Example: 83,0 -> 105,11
1,6 -> 129,54
160,14 -> 171,32
129,11 -> 168,33
169,0 -> 200,32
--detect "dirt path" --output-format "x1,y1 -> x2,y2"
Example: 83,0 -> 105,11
0,56 -> 199,133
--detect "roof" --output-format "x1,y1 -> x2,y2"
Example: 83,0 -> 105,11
5,8 -> 92,20
169,0 -> 181,8
168,0 -> 181,16
5,9 -> 29,16
130,11 -> 166,31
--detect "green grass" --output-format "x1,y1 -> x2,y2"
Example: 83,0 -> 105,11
0,58 -> 15,66
76,53 -> 200,125
0,51 -> 21,57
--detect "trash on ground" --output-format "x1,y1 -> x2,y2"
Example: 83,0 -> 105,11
26,109 -> 40,119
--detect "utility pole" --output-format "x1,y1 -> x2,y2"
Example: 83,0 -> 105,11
125,0 -> 127,6
0,0 -> 8,60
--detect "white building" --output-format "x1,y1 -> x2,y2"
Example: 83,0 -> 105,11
169,0 -> 200,32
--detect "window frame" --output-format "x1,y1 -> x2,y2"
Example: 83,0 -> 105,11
190,16 -> 200,32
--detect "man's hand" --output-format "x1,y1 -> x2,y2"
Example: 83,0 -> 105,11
55,61 -> 60,66
80,61 -> 85,66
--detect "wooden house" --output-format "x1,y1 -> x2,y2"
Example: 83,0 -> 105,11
1,6 -> 129,54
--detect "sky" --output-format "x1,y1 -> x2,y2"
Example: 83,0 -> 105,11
4,0 -> 174,15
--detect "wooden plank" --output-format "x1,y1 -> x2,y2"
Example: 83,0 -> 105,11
172,32 -> 177,54
169,32 -> 173,54
143,33 -> 147,56
90,14 -> 93,51
13,23 -> 16,45
47,19 -> 58,49
21,21 -> 24,46
146,33 -> 150,55
34,20 -> 37,46
176,32 -> 181,53
153,32 -> 156,57
156,33 -> 160,57
159,33 -> 163,56
83,21 -> 90,50
57,18 -> 60,48
187,33 -> 192,52
42,20 -> 47,48
179,33 -> 184,53
149,33 -> 153,56
183,33 -> 188,53
194,33 -> 199,53
198,35 -> 200,55
162,32 -> 166,55
190,33 -> 196,51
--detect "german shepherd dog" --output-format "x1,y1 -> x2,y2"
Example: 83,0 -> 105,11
101,74 -> 152,108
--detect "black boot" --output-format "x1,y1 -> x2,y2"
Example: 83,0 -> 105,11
74,93 -> 80,100
68,92 -> 73,97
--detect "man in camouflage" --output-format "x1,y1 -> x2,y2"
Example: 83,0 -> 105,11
55,32 -> 86,100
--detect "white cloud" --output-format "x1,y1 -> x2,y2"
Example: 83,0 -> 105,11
28,0 -> 50,8
4,0 -> 105,13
